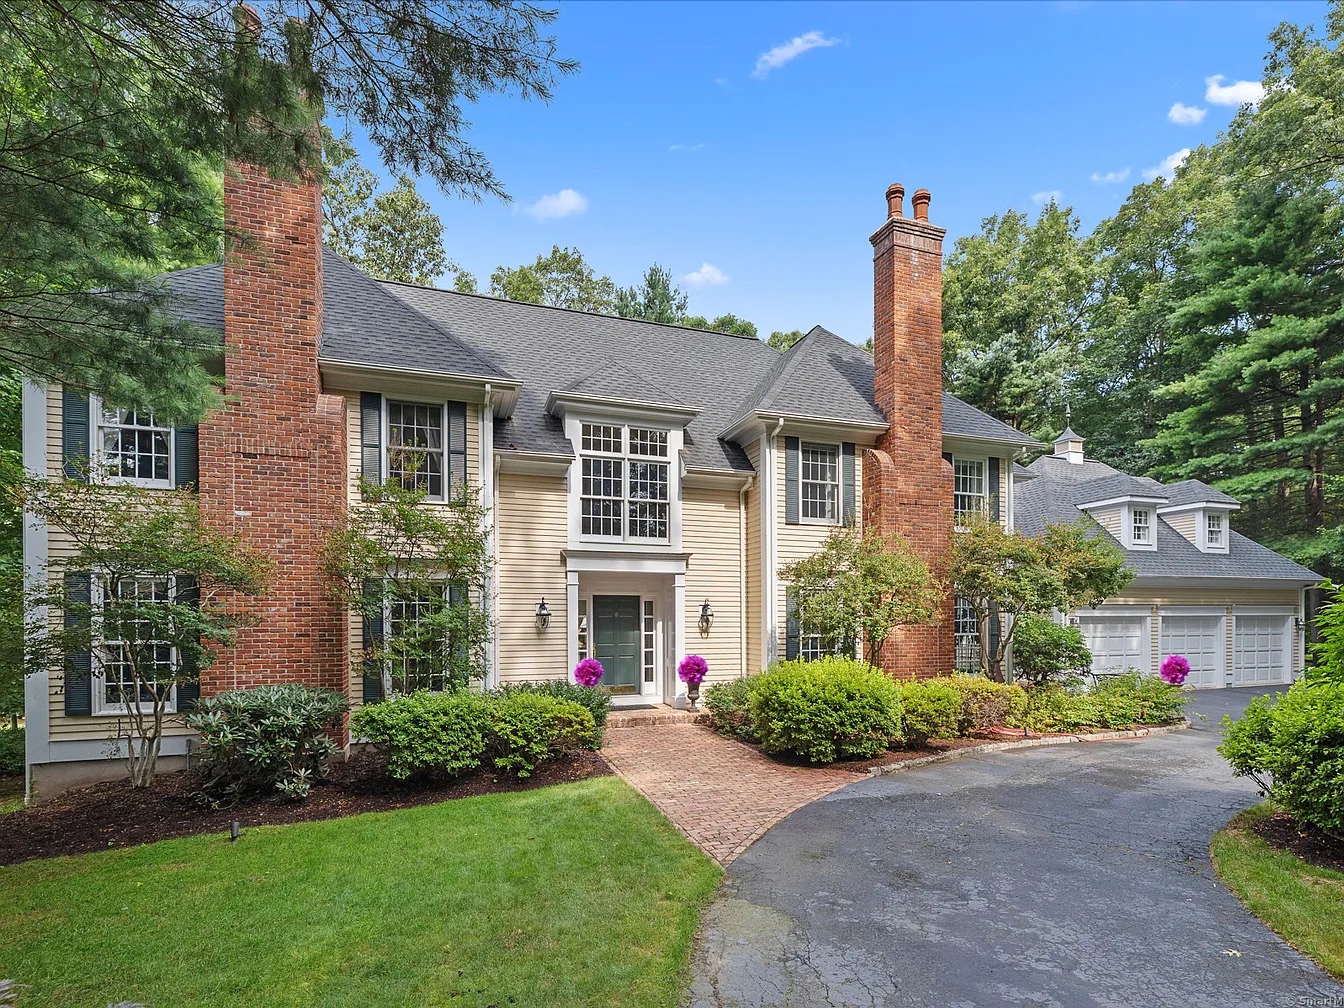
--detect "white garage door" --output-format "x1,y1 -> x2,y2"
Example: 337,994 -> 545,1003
1079,616 -> 1146,675
1233,616 -> 1291,685
1160,615 -> 1224,688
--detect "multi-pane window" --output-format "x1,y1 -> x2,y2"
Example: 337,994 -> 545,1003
98,407 -> 171,484
387,401 -> 445,499
579,424 -> 670,541
386,584 -> 449,693
800,443 -> 839,522
953,458 -> 986,519
1131,508 -> 1152,545
954,596 -> 981,673
1206,512 -> 1224,549
99,575 -> 176,712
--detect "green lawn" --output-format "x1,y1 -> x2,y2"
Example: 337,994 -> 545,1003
0,776 -> 721,1007
1212,804 -> 1344,979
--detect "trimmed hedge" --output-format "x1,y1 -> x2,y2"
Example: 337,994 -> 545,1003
0,726 -> 22,777
703,676 -> 760,742
493,680 -> 611,732
351,689 -> 600,780
898,679 -> 962,748
1220,680 -> 1344,833
748,658 -> 903,764
943,676 -> 1028,734
1007,673 -> 1186,733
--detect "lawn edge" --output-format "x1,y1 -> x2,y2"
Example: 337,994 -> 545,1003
1211,802 -> 1344,982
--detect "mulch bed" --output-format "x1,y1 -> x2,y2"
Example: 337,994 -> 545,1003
1250,810 -> 1344,875
0,751 -> 612,868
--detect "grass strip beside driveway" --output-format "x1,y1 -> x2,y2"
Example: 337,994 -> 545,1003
1212,803 -> 1344,980
0,776 -> 721,1008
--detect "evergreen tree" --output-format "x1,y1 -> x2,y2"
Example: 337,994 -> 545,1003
615,264 -> 688,324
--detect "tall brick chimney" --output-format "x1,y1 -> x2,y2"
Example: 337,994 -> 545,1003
198,10 -> 349,709
863,183 -> 954,678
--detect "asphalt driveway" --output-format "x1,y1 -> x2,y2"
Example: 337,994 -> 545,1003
689,686 -> 1342,1007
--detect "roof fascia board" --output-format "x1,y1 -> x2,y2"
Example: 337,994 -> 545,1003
1127,574 -> 1324,590
494,449 -> 572,476
683,467 -> 753,490
320,359 -> 521,415
546,390 -> 701,425
1077,493 -> 1169,510
1156,500 -> 1242,515
941,433 -> 1040,456
720,411 -> 888,445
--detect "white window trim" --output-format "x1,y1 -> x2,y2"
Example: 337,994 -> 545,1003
566,415 -> 683,550
383,398 -> 449,503
90,395 -> 174,489
1201,509 -> 1230,554
951,455 -> 989,524
798,440 -> 842,526
381,578 -> 456,695
91,573 -> 179,716
1120,502 -> 1159,551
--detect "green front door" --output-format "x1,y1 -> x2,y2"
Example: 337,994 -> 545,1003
592,595 -> 642,695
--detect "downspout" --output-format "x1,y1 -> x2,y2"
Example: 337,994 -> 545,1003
481,383 -> 496,688
764,417 -> 784,666
739,473 -> 754,679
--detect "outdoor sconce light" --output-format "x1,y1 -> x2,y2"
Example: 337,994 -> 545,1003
698,599 -> 714,634
535,598 -> 550,630
1295,616 -> 1307,632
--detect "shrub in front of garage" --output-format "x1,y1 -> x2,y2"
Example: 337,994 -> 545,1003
1008,672 -> 1187,733
1012,615 -> 1092,688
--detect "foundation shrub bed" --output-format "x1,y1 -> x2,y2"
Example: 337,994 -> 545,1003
898,679 -> 963,747
1008,673 -> 1186,733
703,676 -> 761,742
493,680 -> 611,733
188,684 -> 349,805
748,658 -> 903,764
351,690 -> 599,781
0,727 -> 22,777
1220,681 -> 1344,833
944,676 -> 1028,733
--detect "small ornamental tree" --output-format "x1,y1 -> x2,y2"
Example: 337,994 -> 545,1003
325,479 -> 491,696
1308,580 -> 1344,685
19,477 -> 271,788
1013,614 -> 1092,687
781,528 -> 943,664
950,514 -> 1132,681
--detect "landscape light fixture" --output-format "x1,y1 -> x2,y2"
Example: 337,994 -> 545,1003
535,598 -> 551,630
698,600 -> 714,634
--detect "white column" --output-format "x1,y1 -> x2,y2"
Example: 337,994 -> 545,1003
481,394 -> 497,687
673,572 -> 687,705
566,570 -> 580,682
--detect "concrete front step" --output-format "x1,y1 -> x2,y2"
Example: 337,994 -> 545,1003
607,706 -> 710,729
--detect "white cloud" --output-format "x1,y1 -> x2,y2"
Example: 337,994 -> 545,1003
751,31 -> 839,79
1168,102 -> 1207,125
1205,74 -> 1266,107
1032,190 -> 1063,204
683,262 -> 728,286
1142,148 -> 1191,182
1090,168 -> 1130,184
523,188 -> 588,220
669,142 -> 706,152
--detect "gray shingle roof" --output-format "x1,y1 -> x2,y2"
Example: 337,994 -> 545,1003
1162,479 -> 1240,508
942,394 -> 1045,449
1075,472 -> 1169,504
562,359 -> 691,409
1017,455 -> 1319,583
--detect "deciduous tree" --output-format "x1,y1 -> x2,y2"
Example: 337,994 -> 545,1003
489,246 -> 616,312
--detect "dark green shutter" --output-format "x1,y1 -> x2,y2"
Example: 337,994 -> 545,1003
988,602 -> 1002,667
784,436 -> 800,525
174,575 -> 201,710
448,582 -> 467,664
63,571 -> 93,716
361,578 -> 384,704
841,442 -> 855,526
988,457 -> 1001,521
174,424 -> 199,489
360,392 -> 382,492
447,402 -> 468,499
785,593 -> 800,661
62,389 -> 91,481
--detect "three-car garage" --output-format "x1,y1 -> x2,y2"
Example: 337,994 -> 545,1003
1075,606 -> 1298,688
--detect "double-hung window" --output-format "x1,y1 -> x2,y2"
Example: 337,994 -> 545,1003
580,423 -> 670,542
97,574 -> 177,714
1206,512 -> 1224,549
800,443 -> 839,523
953,458 -> 986,519
387,401 -> 445,499
953,596 -> 981,673
386,583 -> 450,694
1131,508 -> 1152,546
97,406 -> 172,487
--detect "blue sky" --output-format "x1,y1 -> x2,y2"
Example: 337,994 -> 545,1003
343,0 -> 1326,344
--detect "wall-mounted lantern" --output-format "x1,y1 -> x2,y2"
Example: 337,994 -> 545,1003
698,599 -> 714,634
536,598 -> 551,630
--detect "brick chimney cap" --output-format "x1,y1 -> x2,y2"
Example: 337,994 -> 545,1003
885,183 -> 905,219
235,2 -> 262,34
911,188 -> 931,222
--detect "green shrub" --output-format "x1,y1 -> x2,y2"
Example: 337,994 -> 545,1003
943,676 -> 1028,734
0,726 -> 22,777
1013,615 -> 1092,687
748,658 -> 902,764
485,692 -> 599,777
494,680 -> 611,734
1008,673 -> 1186,733
1220,681 -> 1344,833
899,679 -> 963,747
188,685 -> 349,804
704,676 -> 761,742
351,690 -> 599,780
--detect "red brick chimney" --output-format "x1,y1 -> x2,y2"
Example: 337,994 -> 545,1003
863,183 -> 954,678
197,15 -> 349,711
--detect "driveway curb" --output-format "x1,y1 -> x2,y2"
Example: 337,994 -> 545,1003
866,722 -> 1189,778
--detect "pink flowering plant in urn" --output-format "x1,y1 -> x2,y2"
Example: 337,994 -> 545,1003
574,657 -> 604,687
1160,654 -> 1190,686
679,654 -> 709,709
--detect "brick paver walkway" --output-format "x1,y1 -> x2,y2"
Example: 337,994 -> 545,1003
602,723 -> 859,864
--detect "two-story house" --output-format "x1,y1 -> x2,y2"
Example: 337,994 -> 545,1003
21,165 -> 1045,794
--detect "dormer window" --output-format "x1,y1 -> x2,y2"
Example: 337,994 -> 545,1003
1206,513 -> 1223,548
579,422 -> 670,542
1131,508 -> 1152,546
